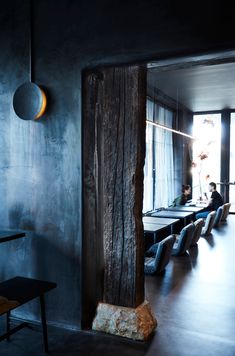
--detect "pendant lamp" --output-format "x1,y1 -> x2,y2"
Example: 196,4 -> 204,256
13,0 -> 47,121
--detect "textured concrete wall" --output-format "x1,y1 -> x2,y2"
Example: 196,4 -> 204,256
0,1 -> 82,329
0,0 -> 234,329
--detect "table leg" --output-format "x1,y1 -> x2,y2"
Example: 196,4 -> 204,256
6,311 -> 10,341
153,232 -> 157,244
40,295 -> 49,353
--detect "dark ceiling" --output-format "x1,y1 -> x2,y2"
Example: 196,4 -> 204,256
147,62 -> 235,112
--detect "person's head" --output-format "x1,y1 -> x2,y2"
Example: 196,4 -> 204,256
182,184 -> 191,195
209,182 -> 216,192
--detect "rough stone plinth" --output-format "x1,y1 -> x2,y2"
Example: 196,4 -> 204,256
92,300 -> 157,340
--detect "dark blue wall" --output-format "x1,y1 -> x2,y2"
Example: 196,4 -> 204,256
0,0 -> 82,329
0,0 -> 235,329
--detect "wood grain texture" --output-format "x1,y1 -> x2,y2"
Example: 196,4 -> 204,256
83,66 -> 146,323
82,71 -> 104,327
102,67 -> 146,307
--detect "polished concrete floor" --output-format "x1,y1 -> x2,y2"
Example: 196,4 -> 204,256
1,215 -> 235,355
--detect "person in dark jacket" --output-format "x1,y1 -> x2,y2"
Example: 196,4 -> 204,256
195,182 -> 223,219
172,185 -> 191,206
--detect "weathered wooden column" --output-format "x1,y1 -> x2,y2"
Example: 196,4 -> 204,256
83,65 -> 156,339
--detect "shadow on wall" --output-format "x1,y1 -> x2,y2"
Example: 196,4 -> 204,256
8,203 -> 35,230
0,204 -> 81,329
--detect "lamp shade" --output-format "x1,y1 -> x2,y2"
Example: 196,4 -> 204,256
13,82 -> 47,121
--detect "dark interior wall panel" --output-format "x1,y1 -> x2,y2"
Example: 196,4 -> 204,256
173,110 -> 193,197
181,111 -> 194,188
0,1 -> 82,329
221,110 -> 231,202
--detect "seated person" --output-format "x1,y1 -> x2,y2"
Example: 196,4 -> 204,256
195,182 -> 223,219
172,185 -> 191,206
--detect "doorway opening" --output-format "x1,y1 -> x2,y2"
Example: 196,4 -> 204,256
144,57 -> 235,211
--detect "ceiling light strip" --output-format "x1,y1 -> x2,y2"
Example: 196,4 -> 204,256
146,120 -> 194,139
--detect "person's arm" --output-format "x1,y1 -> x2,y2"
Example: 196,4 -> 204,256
208,197 -> 213,206
207,192 -> 215,208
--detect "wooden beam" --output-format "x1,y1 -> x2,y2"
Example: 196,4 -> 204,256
102,66 -> 146,308
82,65 -> 146,326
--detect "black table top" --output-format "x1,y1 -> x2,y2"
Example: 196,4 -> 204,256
165,206 -> 205,212
151,210 -> 194,219
143,222 -> 168,233
143,216 -> 180,225
0,230 -> 26,243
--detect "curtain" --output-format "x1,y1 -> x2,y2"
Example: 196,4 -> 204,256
143,99 -> 174,212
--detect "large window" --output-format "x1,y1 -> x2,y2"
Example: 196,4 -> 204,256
192,114 -> 221,200
143,99 -> 174,212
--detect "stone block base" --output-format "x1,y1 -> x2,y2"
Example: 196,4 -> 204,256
92,300 -> 157,340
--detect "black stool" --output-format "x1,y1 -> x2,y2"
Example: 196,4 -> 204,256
0,276 -> 56,352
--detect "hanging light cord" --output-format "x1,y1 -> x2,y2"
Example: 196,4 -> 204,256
29,0 -> 32,82
146,120 -> 195,139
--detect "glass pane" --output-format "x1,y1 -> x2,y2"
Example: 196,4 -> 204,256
143,99 -> 174,212
192,114 -> 221,201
